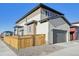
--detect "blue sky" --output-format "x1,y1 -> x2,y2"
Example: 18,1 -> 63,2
0,3 -> 79,33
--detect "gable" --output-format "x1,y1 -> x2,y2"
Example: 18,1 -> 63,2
41,7 -> 61,20
16,3 -> 63,24
49,16 -> 70,28
26,8 -> 41,20
16,17 -> 26,26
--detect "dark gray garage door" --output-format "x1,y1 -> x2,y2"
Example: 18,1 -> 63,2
53,29 -> 67,44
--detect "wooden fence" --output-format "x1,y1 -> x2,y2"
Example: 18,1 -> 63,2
35,34 -> 46,46
4,34 -> 45,49
4,36 -> 19,49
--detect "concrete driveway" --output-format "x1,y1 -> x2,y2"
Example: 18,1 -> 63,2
0,39 -> 16,56
17,44 -> 63,56
1,38 -> 79,56
47,40 -> 79,56
0,39 -> 64,56
47,45 -> 79,56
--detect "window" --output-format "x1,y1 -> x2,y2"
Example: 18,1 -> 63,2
21,29 -> 24,36
27,26 -> 31,33
41,10 -> 51,17
49,12 -> 52,16
45,10 -> 50,17
45,11 -> 48,16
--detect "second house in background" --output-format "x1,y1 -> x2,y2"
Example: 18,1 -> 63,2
70,22 -> 79,41
14,4 -> 70,44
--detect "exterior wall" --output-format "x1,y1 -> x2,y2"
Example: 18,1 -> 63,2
72,24 -> 79,26
27,8 -> 41,21
15,6 -> 70,44
70,27 -> 76,41
27,14 -> 41,22
14,27 -> 24,36
27,23 -> 35,35
73,32 -> 77,40
70,27 -> 78,40
76,27 -> 79,40
48,17 -> 70,44
71,24 -> 79,40
16,8 -> 42,36
15,17 -> 27,36
26,8 -> 49,44
16,17 -> 27,26
36,22 -> 49,44
26,8 -> 41,34
38,7 -> 60,44
41,8 -> 59,20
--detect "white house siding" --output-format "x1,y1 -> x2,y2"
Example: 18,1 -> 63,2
48,17 -> 70,44
27,8 -> 41,22
36,22 -> 49,44
16,17 -> 27,26
23,25 -> 27,35
27,14 -> 41,22
26,8 -> 41,35
16,8 -> 42,36
15,17 -> 27,35
26,8 -> 49,44
26,24 -> 35,35
41,8 -> 59,20
72,24 -> 79,27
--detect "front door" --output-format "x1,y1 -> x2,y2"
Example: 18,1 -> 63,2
70,32 -> 74,41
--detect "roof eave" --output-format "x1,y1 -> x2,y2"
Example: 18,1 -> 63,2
16,3 -> 64,24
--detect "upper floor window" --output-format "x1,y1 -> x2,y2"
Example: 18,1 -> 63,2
45,10 -> 48,16
44,10 -> 50,16
41,10 -> 53,17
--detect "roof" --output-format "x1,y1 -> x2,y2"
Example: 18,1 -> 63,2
70,25 -> 79,29
39,15 -> 71,26
16,3 -> 64,23
25,20 -> 37,25
61,16 -> 71,26
72,21 -> 79,24
14,26 -> 23,28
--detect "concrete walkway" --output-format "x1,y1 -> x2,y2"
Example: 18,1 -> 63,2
17,44 -> 63,56
47,40 -> 79,56
1,38 -> 79,56
0,39 -> 16,56
47,45 -> 79,56
0,39 -> 64,56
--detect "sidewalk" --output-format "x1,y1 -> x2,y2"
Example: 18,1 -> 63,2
0,39 -> 16,56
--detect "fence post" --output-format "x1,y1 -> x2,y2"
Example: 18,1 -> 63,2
32,22 -> 36,46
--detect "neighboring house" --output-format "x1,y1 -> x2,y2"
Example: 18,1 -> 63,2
1,31 -> 13,38
14,3 -> 70,44
70,22 -> 79,40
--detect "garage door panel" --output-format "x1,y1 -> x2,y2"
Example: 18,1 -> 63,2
53,29 -> 66,44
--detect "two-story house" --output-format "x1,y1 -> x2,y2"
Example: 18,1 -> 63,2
14,3 -> 70,44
